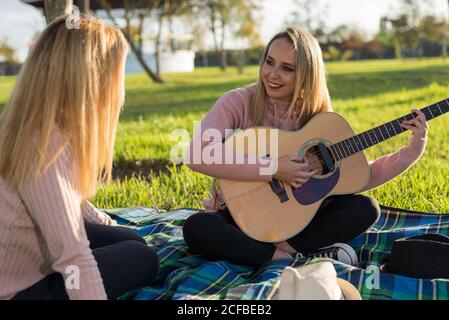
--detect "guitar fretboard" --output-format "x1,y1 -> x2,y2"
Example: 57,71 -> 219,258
330,98 -> 449,161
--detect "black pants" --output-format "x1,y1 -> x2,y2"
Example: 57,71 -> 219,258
13,223 -> 159,300
183,194 -> 380,267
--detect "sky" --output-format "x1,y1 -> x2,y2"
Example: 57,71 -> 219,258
0,0 -> 448,62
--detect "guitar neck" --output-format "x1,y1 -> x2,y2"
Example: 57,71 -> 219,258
330,98 -> 449,161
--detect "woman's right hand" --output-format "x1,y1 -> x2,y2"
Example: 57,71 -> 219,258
273,155 -> 318,189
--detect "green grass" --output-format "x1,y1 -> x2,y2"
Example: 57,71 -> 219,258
0,58 -> 448,213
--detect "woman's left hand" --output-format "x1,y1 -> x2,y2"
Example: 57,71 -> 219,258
400,109 -> 428,139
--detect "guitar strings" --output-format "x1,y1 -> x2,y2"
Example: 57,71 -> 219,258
244,112 -> 424,175
301,113 -> 420,167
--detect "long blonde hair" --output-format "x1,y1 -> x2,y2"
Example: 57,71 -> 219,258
0,15 -> 128,200
251,27 -> 332,127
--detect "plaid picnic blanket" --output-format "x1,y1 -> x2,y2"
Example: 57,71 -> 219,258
104,205 -> 449,300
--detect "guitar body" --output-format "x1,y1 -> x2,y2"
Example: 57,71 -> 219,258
218,112 -> 370,243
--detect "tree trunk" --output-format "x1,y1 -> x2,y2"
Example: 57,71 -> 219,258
394,39 -> 402,59
201,50 -> 208,67
220,49 -> 227,70
445,0 -> 449,59
236,49 -> 245,74
98,0 -> 164,83
168,16 -> 176,52
219,17 -> 227,71
74,0 -> 90,14
210,15 -> 219,52
208,4 -> 221,69
137,11 -> 145,51
443,33 -> 448,59
124,0 -> 131,37
155,13 -> 164,76
129,38 -> 165,83
44,0 -> 73,24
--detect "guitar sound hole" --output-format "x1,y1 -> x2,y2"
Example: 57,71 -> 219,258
304,145 -> 336,176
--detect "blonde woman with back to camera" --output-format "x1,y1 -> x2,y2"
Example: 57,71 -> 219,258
0,16 -> 159,300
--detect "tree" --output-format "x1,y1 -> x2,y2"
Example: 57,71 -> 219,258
100,0 -> 199,82
206,0 -> 228,70
44,0 -> 73,24
186,16 -> 209,66
0,39 -> 19,65
380,0 -> 433,58
204,0 -> 261,71
230,0 -> 262,73
98,0 -> 165,83
153,0 -> 196,75
442,0 -> 449,58
285,0 -> 328,38
419,15 -> 446,56
321,27 -> 381,61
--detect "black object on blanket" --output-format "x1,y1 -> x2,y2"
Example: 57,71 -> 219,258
381,234 -> 449,279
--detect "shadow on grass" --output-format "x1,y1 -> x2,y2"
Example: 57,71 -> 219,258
120,79 -> 256,119
128,78 -> 255,96
112,158 -> 181,180
120,97 -> 216,121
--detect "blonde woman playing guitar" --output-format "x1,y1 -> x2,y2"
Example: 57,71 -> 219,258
183,27 -> 428,268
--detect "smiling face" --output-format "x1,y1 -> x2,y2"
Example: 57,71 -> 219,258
261,37 -> 297,102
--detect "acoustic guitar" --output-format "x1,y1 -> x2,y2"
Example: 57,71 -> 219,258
217,98 -> 449,242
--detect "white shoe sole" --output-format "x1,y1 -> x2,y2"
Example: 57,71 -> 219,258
332,243 -> 359,266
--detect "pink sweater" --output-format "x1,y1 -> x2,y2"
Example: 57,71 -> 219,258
186,85 -> 427,211
0,128 -> 116,300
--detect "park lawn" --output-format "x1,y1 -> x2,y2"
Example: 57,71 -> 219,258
0,58 -> 448,213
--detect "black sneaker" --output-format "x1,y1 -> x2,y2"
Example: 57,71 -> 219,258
306,243 -> 359,266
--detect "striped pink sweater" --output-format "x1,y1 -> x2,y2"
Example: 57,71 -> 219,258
0,128 -> 116,300
186,85 -> 428,211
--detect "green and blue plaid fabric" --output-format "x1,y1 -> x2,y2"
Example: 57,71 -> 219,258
104,206 -> 449,300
